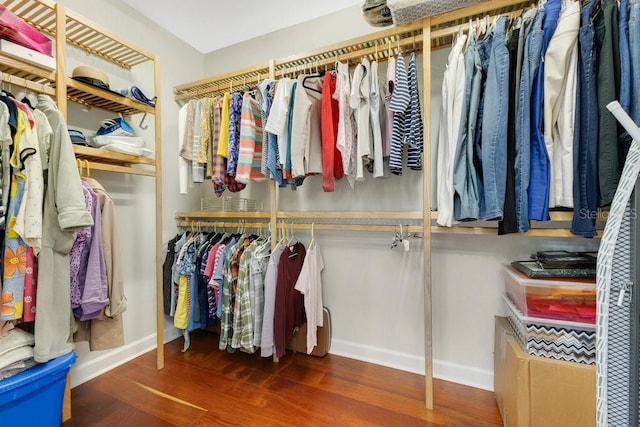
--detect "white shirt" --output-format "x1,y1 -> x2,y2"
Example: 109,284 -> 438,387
294,241 -> 325,354
334,61 -> 356,188
369,60 -> 384,178
436,34 -> 467,227
350,59 -> 371,181
265,78 -> 295,169
290,75 -> 323,177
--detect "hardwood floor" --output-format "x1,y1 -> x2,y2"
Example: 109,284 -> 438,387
64,330 -> 502,426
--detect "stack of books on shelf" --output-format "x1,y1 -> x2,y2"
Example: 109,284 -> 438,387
0,4 -> 55,70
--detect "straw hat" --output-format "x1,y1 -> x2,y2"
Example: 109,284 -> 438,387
71,65 -> 115,93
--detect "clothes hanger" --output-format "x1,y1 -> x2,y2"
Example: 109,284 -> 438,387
287,222 -> 298,247
309,222 -> 315,249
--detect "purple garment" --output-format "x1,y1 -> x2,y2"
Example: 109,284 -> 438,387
71,182 -> 108,320
226,92 -> 243,175
70,184 -> 94,311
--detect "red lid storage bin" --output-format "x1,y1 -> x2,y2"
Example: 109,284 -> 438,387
503,266 -> 596,324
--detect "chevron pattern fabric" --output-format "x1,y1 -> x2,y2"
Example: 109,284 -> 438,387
505,296 -> 595,364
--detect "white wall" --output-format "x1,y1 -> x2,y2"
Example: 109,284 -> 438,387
52,0 -> 204,386
203,5 -> 600,391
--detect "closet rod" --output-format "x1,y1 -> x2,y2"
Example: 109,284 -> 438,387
176,211 -> 423,221
0,72 -> 55,95
276,33 -> 424,73
276,211 -> 424,220
429,0 -> 534,26
430,9 -> 524,41
176,220 -> 423,234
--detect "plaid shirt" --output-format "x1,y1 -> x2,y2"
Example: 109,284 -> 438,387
231,240 -> 258,353
250,242 -> 269,348
219,237 -> 251,351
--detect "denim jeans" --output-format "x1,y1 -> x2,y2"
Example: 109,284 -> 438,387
481,16 -> 509,221
515,9 -> 545,232
631,0 -> 640,124
571,0 -> 599,237
453,33 -> 481,221
530,0 -> 561,221
474,31 -> 493,219
595,0 -> 621,207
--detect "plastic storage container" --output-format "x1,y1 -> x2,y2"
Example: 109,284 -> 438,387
504,295 -> 595,364
0,352 -> 76,426
503,266 -> 596,324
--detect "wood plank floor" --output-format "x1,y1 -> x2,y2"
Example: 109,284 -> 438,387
64,330 -> 502,426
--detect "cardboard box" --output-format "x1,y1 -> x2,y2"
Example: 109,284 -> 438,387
494,316 -> 596,427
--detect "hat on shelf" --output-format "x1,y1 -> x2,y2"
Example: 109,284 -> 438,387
71,65 -> 122,96
68,129 -> 88,146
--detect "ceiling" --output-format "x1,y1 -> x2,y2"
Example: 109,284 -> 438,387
121,0 -> 362,54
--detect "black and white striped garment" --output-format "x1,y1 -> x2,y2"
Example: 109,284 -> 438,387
406,52 -> 423,171
388,55 -> 410,175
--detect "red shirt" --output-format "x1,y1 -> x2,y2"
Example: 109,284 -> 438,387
321,71 -> 344,192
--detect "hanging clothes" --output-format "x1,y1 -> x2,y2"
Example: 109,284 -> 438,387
369,59 -> 384,178
383,56 -> 396,158
294,240 -> 324,355
34,94 -> 94,363
79,177 -> 126,351
236,92 -> 267,184
291,74 -> 324,178
334,61 -> 357,188
321,71 -> 342,192
350,58 -> 371,181
274,241 -> 306,358
453,28 -> 482,222
544,0 -> 580,209
436,35 -> 466,226
260,241 -> 285,358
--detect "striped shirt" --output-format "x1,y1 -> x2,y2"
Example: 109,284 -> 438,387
407,52 -> 423,171
389,55 -> 410,175
236,93 -> 267,184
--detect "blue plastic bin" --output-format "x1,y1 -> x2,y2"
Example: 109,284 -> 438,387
0,352 -> 76,426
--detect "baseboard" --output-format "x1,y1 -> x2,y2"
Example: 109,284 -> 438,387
69,326 -> 182,388
329,339 -> 494,391
432,359 -> 494,392
70,331 -> 493,392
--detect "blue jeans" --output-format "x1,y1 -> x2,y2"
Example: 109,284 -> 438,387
529,0 -> 561,221
630,0 -> 640,124
480,16 -> 509,221
453,34 -> 481,221
474,32 -> 493,218
571,0 -> 599,238
515,10 -> 545,232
